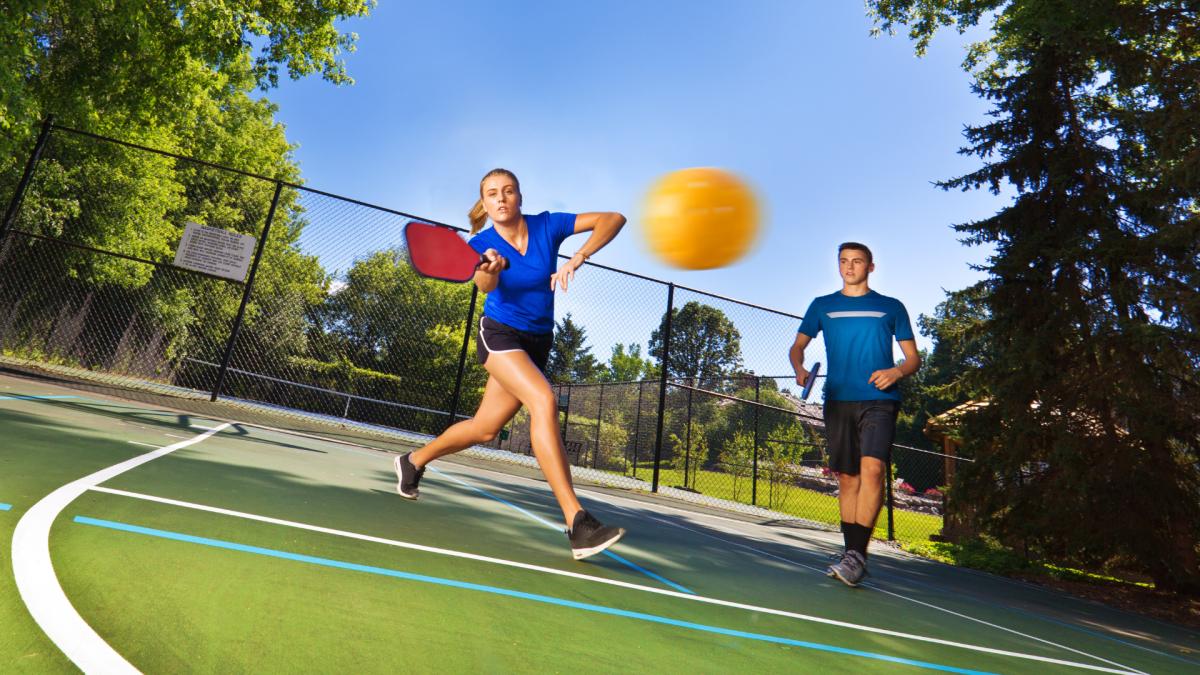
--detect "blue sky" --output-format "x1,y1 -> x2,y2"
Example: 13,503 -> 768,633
264,1 -> 1003,371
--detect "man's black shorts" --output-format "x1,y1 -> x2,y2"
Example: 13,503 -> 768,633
823,399 -> 900,475
476,315 -> 552,372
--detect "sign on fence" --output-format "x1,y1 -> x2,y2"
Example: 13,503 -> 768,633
173,221 -> 256,281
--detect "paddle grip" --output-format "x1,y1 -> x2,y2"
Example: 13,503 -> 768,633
476,254 -> 509,271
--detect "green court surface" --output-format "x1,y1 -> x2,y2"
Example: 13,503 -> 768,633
2,371 -> 1198,673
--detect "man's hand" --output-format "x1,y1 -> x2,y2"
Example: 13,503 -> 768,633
868,366 -> 904,390
794,367 -> 810,387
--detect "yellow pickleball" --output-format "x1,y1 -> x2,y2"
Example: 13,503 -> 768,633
642,167 -> 761,270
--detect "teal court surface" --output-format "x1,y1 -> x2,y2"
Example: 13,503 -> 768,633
2,370 -> 1198,673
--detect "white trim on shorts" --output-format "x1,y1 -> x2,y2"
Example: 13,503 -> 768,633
478,316 -> 522,356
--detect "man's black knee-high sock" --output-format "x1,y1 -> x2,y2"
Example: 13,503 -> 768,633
849,524 -> 871,559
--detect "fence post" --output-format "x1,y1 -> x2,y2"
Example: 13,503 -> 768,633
561,383 -> 572,442
683,384 -> 693,488
2,116 -> 55,240
211,180 -> 283,402
592,383 -> 604,468
632,380 -> 644,479
752,376 -> 761,505
651,282 -> 675,493
886,457 -> 896,541
446,284 -> 480,429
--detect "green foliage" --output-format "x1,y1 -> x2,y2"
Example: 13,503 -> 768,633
603,343 -> 656,382
717,430 -> 756,502
648,301 -> 744,390
309,249 -> 477,409
669,430 -> 707,489
904,537 -> 1035,577
893,285 -> 992,487
869,0 -> 1200,593
0,2 -> 372,139
904,537 -> 1154,588
0,0 -> 374,422
545,313 -> 600,383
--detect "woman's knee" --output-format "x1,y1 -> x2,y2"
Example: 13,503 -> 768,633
465,419 -> 502,444
525,390 -> 558,420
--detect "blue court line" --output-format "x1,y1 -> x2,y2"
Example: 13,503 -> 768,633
0,503 -> 11,511
428,466 -> 694,595
74,516 -> 994,674
0,394 -> 80,400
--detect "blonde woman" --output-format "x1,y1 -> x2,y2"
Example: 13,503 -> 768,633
395,168 -> 627,560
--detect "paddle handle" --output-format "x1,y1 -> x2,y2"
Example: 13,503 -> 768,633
476,254 -> 510,270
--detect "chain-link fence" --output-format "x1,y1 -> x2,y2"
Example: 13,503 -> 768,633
1,120 -> 961,543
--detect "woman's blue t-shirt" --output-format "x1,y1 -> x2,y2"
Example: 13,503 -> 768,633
468,211 -> 576,334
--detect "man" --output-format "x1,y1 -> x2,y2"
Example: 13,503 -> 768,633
789,242 -> 921,586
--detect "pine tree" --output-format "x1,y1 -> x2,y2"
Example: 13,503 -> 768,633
545,313 -> 600,384
870,0 -> 1200,592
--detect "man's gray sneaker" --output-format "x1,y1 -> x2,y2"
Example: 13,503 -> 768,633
830,550 -> 867,587
826,551 -> 845,578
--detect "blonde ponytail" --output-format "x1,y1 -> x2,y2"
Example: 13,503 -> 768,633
468,198 -> 488,234
469,168 -> 521,235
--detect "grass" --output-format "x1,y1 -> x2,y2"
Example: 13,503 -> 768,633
635,465 -> 943,545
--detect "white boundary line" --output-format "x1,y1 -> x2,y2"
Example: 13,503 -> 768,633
11,423 -> 230,674
634,511 -> 1146,675
299,439 -> 1151,674
86,485 -> 1137,674
433,462 -> 1147,675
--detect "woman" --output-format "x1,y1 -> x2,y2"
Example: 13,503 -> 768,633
394,168 -> 627,560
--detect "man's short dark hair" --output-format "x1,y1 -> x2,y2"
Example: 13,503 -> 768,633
838,242 -> 873,264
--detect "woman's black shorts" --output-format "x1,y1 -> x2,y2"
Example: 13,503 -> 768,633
476,315 -> 553,372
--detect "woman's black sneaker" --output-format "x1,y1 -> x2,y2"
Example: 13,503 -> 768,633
568,510 -> 625,560
394,452 -> 425,500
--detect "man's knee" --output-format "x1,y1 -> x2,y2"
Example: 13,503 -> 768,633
859,458 -> 886,484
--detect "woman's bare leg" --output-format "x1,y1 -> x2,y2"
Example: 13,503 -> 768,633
480,351 -> 582,527
409,376 -> 521,467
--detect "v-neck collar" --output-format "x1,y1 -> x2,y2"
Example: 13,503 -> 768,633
493,220 -> 529,257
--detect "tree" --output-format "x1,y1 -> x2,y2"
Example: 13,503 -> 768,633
0,2 -> 372,159
545,313 -> 600,384
309,249 -> 475,407
648,301 -> 744,390
894,284 -> 991,449
718,430 -> 756,502
870,0 -> 1200,592
0,1 -> 372,396
603,343 -> 656,382
670,431 -> 707,489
